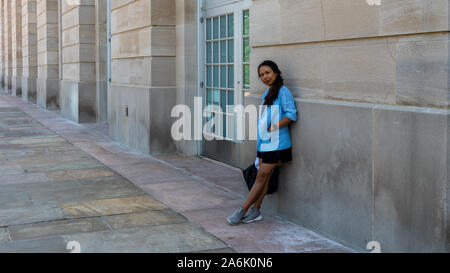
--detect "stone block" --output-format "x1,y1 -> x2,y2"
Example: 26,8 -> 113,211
277,100 -> 373,249
373,107 -> 448,252
11,75 -> 22,97
60,80 -> 97,123
36,78 -> 59,109
396,39 -> 449,108
109,84 -> 177,155
21,76 -> 37,103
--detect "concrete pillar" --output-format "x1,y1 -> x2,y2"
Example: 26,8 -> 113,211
21,0 -> 37,103
109,0 -> 176,154
11,0 -> 22,97
4,0 -> 12,93
60,0 -> 97,123
36,0 -> 59,109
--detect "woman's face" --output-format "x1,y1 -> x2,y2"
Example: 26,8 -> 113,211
259,66 -> 277,87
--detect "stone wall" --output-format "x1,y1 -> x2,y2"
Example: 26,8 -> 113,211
109,0 -> 176,154
243,0 -> 450,252
36,0 -> 59,109
21,0 -> 37,103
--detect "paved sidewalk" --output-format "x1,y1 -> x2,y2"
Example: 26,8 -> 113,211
0,92 -> 354,253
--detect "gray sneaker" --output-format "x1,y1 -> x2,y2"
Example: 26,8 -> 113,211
227,208 -> 246,225
242,207 -> 263,224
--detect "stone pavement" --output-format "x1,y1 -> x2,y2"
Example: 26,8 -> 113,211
0,92 -> 355,253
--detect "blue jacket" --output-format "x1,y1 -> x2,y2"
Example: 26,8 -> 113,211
257,86 -> 298,152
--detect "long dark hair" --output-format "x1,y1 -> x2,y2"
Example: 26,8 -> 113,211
258,60 -> 284,106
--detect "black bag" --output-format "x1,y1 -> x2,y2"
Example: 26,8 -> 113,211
242,164 -> 279,195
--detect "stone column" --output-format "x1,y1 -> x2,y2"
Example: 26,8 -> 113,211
109,0 -> 176,154
0,0 -> 4,91
95,0 -> 108,123
4,0 -> 12,93
60,0 -> 97,123
175,0 -> 198,156
11,0 -> 22,97
21,0 -> 37,103
36,0 -> 59,109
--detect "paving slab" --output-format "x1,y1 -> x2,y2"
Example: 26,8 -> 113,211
0,237 -> 68,253
140,180 -> 243,212
102,210 -> 187,230
61,196 -> 167,218
8,218 -> 110,241
0,205 -> 66,227
61,223 -> 228,253
0,228 -> 10,242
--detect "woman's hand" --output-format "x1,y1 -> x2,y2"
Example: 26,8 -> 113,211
267,123 -> 279,133
268,117 -> 293,132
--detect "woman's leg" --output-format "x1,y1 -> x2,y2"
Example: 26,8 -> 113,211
242,161 -> 278,212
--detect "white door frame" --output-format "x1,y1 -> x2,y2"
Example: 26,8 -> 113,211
197,0 -> 251,156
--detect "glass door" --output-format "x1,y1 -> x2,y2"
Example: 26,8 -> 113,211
199,0 -> 251,164
201,0 -> 250,141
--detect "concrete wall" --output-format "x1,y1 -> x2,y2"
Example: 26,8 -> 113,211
60,0 -> 97,123
109,0 -> 177,154
242,0 -> 450,252
21,0 -> 37,103
11,0 -> 21,97
36,0 -> 59,109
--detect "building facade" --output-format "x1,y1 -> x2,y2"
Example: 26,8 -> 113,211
0,0 -> 449,252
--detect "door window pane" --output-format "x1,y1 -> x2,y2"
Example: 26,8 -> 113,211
206,18 -> 212,40
213,42 -> 219,63
220,16 -> 227,38
228,91 -> 234,106
213,17 -> 219,39
206,66 -> 212,87
220,66 -> 227,88
220,91 -> 227,112
227,40 -> 234,63
243,64 -> 250,89
220,41 -> 227,63
228,14 -> 234,37
213,66 -> 219,87
243,37 -> 250,62
206,42 -> 212,63
206,89 -> 212,106
243,10 -> 250,35
213,90 -> 220,106
228,65 -> 234,88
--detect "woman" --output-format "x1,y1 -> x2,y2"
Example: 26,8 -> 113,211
227,60 -> 298,225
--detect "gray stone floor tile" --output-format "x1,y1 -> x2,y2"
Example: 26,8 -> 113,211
8,218 -> 110,241
61,195 -> 167,218
0,228 -> 10,242
0,205 -> 66,227
62,223 -> 228,253
102,210 -> 187,230
0,236 -> 68,253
